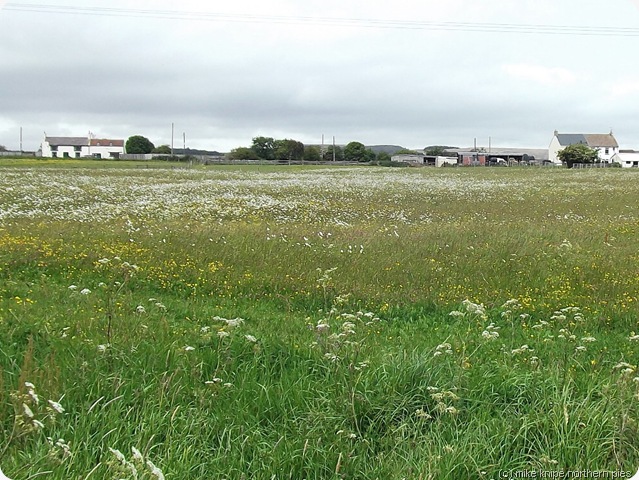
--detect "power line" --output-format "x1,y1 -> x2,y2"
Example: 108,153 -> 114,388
5,2 -> 639,37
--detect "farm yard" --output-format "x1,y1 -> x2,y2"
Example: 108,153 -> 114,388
0,161 -> 638,479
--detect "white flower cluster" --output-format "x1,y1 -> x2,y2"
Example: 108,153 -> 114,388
109,446 -> 165,480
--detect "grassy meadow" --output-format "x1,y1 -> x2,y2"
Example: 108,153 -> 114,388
0,161 -> 638,479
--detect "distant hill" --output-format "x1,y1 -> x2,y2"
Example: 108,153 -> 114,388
365,145 -> 408,155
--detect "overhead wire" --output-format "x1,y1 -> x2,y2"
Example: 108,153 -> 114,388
4,2 -> 639,37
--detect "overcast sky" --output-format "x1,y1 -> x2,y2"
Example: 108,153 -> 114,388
2,0 -> 639,152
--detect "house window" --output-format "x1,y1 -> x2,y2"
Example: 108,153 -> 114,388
63,152 -> 70,158
605,148 -> 609,155
52,152 -> 57,158
75,152 -> 80,158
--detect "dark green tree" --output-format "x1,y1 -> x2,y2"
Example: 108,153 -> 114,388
152,145 -> 171,154
557,144 -> 599,168
251,136 -> 276,160
323,145 -> 344,162
228,147 -> 260,160
344,141 -> 374,162
424,146 -> 450,156
274,139 -> 304,161
303,145 -> 321,162
375,151 -> 391,163
125,135 -> 155,154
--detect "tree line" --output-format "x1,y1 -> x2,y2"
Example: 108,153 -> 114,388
229,136 -> 391,163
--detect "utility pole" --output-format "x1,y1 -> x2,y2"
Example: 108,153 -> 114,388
19,127 -> 23,153
171,123 -> 174,157
333,136 -> 336,162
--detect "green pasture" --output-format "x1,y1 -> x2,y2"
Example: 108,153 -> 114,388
0,163 -> 637,479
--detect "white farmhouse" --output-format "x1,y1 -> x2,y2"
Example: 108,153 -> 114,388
548,130 -> 619,164
41,135 -> 125,159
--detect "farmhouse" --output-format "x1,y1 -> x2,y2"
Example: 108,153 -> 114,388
548,131 -> 619,164
41,135 -> 125,159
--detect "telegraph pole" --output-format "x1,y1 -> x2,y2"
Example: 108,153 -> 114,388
171,123 -> 174,157
19,127 -> 23,153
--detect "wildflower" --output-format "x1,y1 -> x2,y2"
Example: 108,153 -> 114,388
316,323 -> 330,333
223,382 -> 233,388
25,384 -> 39,404
68,285 -> 78,290
23,403 -> 34,418
575,345 -> 587,352
324,353 -> 339,362
131,447 -> 144,462
511,345 -> 532,355
98,258 -> 110,264
80,288 -> 91,295
629,335 -> 639,341
97,344 -> 109,353
135,305 -> 146,314
434,343 -> 453,357
146,459 -> 165,480
32,419 -> 45,429
224,317 -> 244,328
481,323 -> 500,340
415,408 -> 432,419
244,334 -> 257,343
184,346 -> 195,352
449,310 -> 464,318
48,399 -> 65,414
581,336 -> 596,343
217,331 -> 230,339
109,447 -> 127,464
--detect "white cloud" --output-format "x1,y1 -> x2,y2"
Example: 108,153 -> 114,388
502,64 -> 577,86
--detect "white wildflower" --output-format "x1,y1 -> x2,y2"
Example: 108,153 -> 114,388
223,382 -> 233,388
581,336 -> 596,343
184,346 -> 195,352
146,459 -> 165,480
629,335 -> 639,341
244,334 -> 257,343
135,305 -> 146,314
97,344 -> 108,353
131,447 -> 144,462
575,345 -> 587,352
98,258 -> 110,264
109,447 -> 127,464
316,323 -> 330,333
80,288 -> 91,295
68,285 -> 78,290
48,399 -> 65,414
22,403 -> 34,418
32,419 -> 45,429
217,330 -> 230,339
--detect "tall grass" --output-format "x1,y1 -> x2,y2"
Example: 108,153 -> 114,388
0,164 -> 637,478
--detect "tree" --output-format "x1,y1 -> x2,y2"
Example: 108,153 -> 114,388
0,145 -> 7,152
126,135 -> 155,154
323,145 -> 344,162
251,136 -> 276,160
376,151 -> 391,163
303,145 -> 321,162
424,146 -> 451,156
152,145 -> 171,154
395,148 -> 418,155
274,139 -> 304,161
228,147 -> 259,160
344,141 -> 374,162
557,143 -> 599,168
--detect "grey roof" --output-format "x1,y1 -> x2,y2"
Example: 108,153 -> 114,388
45,136 -> 89,147
556,134 -> 588,146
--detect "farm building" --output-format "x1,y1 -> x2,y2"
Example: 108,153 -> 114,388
391,154 -> 457,167
610,152 -> 639,168
41,135 -> 125,159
